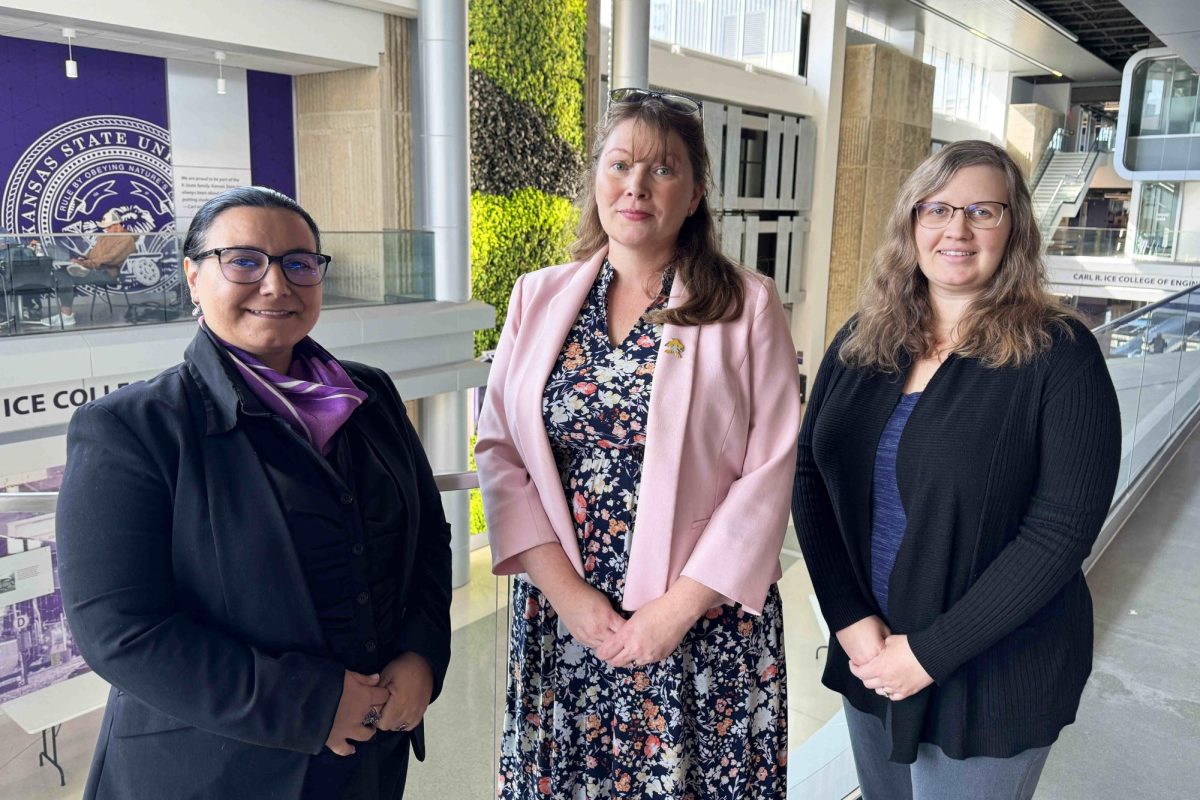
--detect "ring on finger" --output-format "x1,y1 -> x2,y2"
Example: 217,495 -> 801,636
361,706 -> 382,727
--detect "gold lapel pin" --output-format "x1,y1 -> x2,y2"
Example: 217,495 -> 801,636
665,338 -> 685,358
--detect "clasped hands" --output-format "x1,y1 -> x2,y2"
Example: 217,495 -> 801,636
557,583 -> 696,669
837,615 -> 933,703
324,652 -> 434,756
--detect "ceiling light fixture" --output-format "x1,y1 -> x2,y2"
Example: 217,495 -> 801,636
900,0 -> 1067,79
215,50 -> 227,95
63,28 -> 78,79
1005,0 -> 1079,43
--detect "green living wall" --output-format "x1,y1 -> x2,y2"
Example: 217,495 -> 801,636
469,0 -> 588,532
469,0 -> 587,354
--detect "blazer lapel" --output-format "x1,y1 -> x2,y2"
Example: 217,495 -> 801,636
203,432 -> 328,650
512,250 -> 608,572
625,277 -> 699,607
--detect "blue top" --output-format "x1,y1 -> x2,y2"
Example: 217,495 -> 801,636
870,392 -> 921,619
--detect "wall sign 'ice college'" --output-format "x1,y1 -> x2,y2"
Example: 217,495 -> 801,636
1,114 -> 179,298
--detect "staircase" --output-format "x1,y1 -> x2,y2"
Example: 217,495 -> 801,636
1028,134 -> 1103,243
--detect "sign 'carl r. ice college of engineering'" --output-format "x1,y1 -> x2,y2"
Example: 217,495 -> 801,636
1,114 -> 180,298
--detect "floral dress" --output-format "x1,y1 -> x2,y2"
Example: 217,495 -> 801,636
497,261 -> 788,799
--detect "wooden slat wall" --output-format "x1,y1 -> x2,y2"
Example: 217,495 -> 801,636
294,15 -> 416,302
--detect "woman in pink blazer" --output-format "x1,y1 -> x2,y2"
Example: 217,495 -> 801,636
476,89 -> 801,800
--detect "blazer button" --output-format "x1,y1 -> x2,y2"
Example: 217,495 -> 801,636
340,493 -> 354,505
364,639 -> 377,653
351,543 -> 365,556
356,591 -> 369,605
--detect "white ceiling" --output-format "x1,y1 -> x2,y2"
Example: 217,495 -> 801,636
0,9 -> 366,75
1117,0 -> 1200,74
851,0 -> 1121,80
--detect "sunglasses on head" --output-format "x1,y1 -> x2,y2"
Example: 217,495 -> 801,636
609,87 -> 701,116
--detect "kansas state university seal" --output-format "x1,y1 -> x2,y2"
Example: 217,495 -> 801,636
1,115 -> 178,297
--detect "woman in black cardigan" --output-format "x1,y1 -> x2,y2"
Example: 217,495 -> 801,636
56,187 -> 452,799
792,141 -> 1120,799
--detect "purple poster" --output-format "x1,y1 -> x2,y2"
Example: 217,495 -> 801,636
0,35 -> 178,299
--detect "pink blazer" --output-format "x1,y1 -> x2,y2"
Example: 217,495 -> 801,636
475,249 -> 801,614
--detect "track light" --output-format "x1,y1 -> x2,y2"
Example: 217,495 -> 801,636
63,28 -> 78,79
215,51 -> 227,95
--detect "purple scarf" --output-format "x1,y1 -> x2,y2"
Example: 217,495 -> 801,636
203,322 -> 367,454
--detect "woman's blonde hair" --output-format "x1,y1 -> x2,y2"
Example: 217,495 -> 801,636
839,139 -> 1077,372
571,97 -> 744,325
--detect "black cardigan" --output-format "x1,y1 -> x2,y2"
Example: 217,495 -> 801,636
792,318 -> 1120,762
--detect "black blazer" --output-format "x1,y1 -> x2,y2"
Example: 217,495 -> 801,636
57,329 -> 452,799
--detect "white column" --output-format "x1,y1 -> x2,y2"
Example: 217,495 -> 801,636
417,1 -> 470,587
418,0 -> 469,303
612,0 -> 651,90
890,29 -> 924,60
420,391 -> 471,588
794,0 -> 848,382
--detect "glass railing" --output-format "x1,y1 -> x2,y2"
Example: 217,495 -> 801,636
1046,227 -> 1200,264
1131,229 -> 1200,264
0,230 -> 434,337
1047,226 -> 1128,258
1093,282 -> 1200,498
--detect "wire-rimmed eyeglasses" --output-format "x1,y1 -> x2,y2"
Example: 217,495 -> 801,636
191,247 -> 330,286
609,87 -> 701,116
913,201 -> 1010,230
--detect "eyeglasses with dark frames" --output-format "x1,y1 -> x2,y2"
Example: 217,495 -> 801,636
609,87 -> 701,116
191,247 -> 331,286
913,201 -> 1010,230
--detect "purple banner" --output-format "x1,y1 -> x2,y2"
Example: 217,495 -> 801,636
248,69 -> 297,199
0,34 -> 177,298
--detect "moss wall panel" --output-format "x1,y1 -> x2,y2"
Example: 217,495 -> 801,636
468,0 -> 589,355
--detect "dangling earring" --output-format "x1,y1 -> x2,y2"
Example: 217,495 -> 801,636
191,302 -> 202,318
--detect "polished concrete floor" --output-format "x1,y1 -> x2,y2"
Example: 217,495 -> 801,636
2,450 -> 1197,799
1038,423 -> 1200,799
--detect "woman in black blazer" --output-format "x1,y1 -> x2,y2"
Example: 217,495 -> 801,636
57,187 -> 452,799
792,141 -> 1121,799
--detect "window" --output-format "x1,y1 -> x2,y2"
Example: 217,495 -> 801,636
756,232 -> 778,279
739,128 -> 768,198
923,46 -> 993,125
1136,182 -> 1180,257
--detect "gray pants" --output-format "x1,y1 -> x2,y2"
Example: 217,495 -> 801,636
843,699 -> 1051,800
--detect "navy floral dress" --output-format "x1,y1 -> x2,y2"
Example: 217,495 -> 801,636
497,262 -> 788,799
